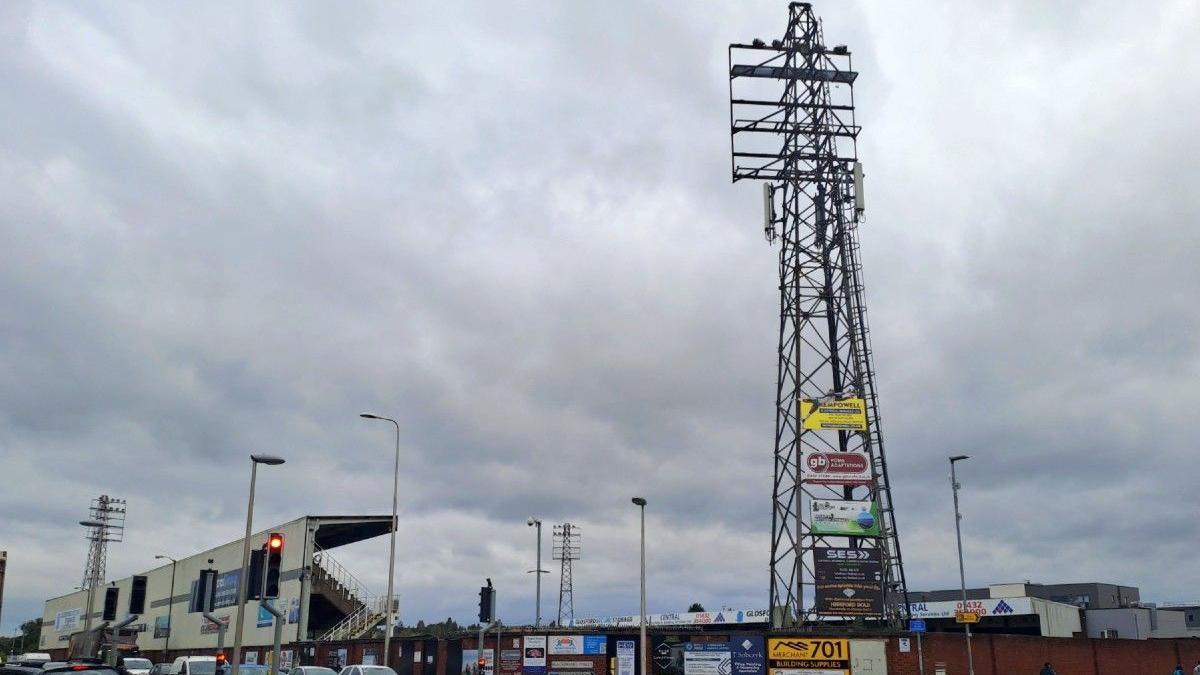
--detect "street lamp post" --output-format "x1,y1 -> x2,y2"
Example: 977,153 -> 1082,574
631,498 -> 647,675
79,519 -> 106,631
949,455 -> 974,675
526,518 -> 545,627
154,555 -> 178,658
360,413 -> 401,668
231,454 -> 285,675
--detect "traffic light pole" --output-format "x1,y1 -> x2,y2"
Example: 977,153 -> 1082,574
107,615 -> 138,666
476,622 -> 494,675
259,600 -> 285,675
203,614 -> 227,665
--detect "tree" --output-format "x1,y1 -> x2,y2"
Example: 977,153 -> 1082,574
687,603 -> 705,612
0,618 -> 42,656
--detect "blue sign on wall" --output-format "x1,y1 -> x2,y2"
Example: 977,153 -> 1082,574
909,619 -> 927,633
730,636 -> 765,675
583,636 -> 607,655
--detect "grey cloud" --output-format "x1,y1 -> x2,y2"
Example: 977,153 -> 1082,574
2,0 -> 1199,634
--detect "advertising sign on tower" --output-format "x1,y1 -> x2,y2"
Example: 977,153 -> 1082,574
810,500 -> 881,537
801,451 -> 872,486
813,547 -> 883,616
799,398 -> 867,431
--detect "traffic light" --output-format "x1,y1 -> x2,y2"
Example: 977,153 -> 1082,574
128,575 -> 148,615
477,658 -> 486,675
247,548 -> 266,600
264,533 -> 284,598
478,580 -> 494,623
195,569 -> 218,613
102,586 -> 119,621
216,653 -> 227,670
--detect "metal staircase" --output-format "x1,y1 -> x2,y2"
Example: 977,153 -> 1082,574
313,546 -> 395,641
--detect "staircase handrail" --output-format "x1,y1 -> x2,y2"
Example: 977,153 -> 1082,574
312,544 -> 379,606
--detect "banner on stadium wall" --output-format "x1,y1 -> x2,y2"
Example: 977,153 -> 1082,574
907,596 -> 1034,619
683,642 -> 730,675
54,608 -> 82,632
616,641 -> 635,675
571,608 -> 767,629
766,638 -> 848,675
524,636 -> 548,675
729,637 -> 765,675
463,649 -> 495,675
810,499 -> 881,537
800,398 -> 867,431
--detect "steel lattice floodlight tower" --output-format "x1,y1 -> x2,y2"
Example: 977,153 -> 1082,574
80,495 -> 127,629
552,523 -> 580,626
728,2 -> 908,628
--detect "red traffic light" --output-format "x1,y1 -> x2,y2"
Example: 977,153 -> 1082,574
216,653 -> 227,664
477,659 -> 486,668
268,533 -> 284,550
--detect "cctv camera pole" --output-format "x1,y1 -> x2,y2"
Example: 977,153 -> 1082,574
527,519 -> 544,628
949,455 -> 974,675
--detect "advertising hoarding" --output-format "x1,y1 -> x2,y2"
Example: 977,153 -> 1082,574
153,615 -> 170,639
906,597 -> 1032,619
730,637 -> 765,675
54,608 -> 82,632
799,398 -> 867,431
683,642 -> 730,675
549,636 -> 585,655
616,641 -> 635,675
802,451 -> 872,486
813,547 -> 883,616
524,636 -> 548,675
501,648 -> 524,675
766,638 -> 848,675
571,609 -> 767,629
463,649 -> 495,675
810,500 -> 880,537
200,614 -> 229,635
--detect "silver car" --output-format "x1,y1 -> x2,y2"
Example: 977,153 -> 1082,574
122,659 -> 154,675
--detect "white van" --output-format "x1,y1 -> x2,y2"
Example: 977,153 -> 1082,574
169,656 -> 218,675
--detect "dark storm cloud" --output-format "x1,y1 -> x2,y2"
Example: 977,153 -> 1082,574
2,0 -> 1198,634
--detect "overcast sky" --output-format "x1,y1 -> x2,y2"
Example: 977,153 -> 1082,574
2,1 -> 1199,635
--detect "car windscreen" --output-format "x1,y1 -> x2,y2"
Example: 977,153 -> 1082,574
123,661 -> 153,669
305,669 -> 338,675
360,668 -> 396,675
187,663 -> 216,675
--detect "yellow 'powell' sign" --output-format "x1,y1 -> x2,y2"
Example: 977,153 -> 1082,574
800,397 -> 868,431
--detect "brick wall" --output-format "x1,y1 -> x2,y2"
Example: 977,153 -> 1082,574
886,632 -> 1199,675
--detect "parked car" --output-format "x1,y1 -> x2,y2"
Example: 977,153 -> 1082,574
121,658 -> 154,675
337,666 -> 396,675
3,661 -> 120,675
168,657 -> 217,675
149,664 -> 173,675
290,667 -> 336,675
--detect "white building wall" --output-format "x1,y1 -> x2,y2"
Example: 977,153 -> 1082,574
1031,597 -> 1082,638
42,517 -> 311,654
